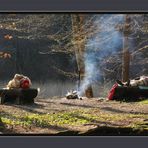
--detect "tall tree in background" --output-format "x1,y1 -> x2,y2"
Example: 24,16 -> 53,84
122,15 -> 131,82
71,14 -> 93,98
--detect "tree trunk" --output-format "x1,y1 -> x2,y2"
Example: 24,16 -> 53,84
122,37 -> 130,82
71,14 -> 93,98
122,15 -> 131,82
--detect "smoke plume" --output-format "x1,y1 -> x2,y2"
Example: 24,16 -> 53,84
78,14 -> 124,96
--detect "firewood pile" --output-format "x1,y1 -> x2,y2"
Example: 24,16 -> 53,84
66,90 -> 82,100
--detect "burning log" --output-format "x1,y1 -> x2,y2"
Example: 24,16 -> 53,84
85,86 -> 93,98
66,90 -> 82,100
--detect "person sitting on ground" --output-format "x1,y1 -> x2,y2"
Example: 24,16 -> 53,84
116,76 -> 148,87
6,74 -> 32,89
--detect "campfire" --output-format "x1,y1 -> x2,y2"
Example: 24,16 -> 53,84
66,90 -> 82,100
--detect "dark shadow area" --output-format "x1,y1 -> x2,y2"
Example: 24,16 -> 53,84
60,102 -> 95,108
11,103 -> 46,114
119,98 -> 148,103
101,107 -> 148,115
35,99 -> 56,104
80,126 -> 148,136
12,102 -> 66,114
9,102 -> 45,108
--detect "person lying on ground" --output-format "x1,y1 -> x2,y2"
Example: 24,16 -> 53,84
116,76 -> 148,87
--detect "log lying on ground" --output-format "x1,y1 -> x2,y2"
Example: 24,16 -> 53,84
0,88 -> 38,105
113,86 -> 148,101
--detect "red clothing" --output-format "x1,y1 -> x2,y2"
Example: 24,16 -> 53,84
20,79 -> 30,89
108,83 -> 118,100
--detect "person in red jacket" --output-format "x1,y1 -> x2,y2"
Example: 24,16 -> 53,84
108,83 -> 118,100
6,74 -> 32,89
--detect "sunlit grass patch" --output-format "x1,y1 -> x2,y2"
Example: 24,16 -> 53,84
0,108 -> 148,131
1,117 -> 30,127
138,99 -> 148,104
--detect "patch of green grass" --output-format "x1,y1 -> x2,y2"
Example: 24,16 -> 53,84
138,99 -> 148,104
129,121 -> 148,131
0,109 -> 148,130
1,117 -> 30,127
1,110 -> 93,127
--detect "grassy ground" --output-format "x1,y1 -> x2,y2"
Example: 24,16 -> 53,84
0,97 -> 148,135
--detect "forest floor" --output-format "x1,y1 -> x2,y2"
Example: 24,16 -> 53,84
0,97 -> 148,135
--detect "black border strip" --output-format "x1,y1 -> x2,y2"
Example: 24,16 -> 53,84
0,136 -> 147,148
0,0 -> 147,11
